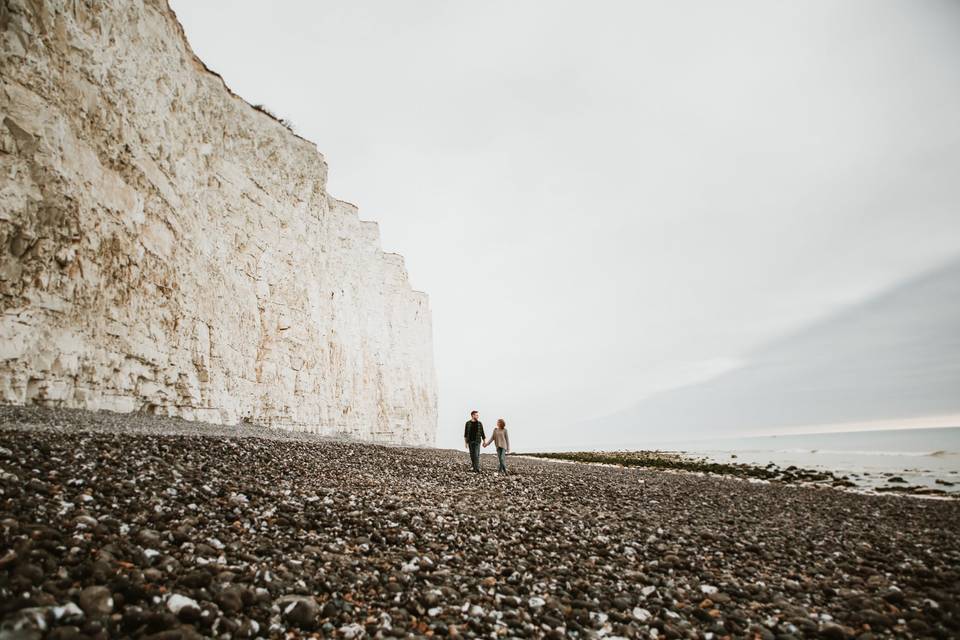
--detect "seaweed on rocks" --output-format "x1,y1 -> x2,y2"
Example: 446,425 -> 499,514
518,450 -> 956,497
518,450 -> 828,483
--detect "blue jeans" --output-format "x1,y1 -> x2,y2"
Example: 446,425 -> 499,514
497,447 -> 507,474
469,440 -> 481,471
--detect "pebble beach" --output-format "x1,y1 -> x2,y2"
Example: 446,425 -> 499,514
1,407 -> 958,639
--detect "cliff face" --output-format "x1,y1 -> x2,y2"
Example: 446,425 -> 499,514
0,1 -> 437,444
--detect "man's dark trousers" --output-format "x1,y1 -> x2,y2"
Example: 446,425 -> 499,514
469,440 -> 481,472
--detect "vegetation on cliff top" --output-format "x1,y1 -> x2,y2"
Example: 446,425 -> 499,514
252,103 -> 295,132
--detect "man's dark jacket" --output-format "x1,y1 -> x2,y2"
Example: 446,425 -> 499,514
464,420 -> 485,443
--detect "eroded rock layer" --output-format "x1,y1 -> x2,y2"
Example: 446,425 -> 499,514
0,1 -> 437,444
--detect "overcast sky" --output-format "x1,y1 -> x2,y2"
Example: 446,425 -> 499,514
171,0 -> 960,449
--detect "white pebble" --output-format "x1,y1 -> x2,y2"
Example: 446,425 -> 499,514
52,602 -> 84,623
632,607 -> 652,622
167,594 -> 199,615
339,623 -> 364,639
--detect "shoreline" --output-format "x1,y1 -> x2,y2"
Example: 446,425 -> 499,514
516,428 -> 960,497
510,454 -> 960,502
516,450 -> 959,499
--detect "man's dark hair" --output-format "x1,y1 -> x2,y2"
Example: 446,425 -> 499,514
470,410 -> 478,416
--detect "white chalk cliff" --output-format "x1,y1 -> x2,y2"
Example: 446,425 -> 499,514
0,0 -> 438,444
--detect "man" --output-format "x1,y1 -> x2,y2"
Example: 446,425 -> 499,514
464,410 -> 485,472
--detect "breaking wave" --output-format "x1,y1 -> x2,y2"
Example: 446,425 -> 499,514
772,448 -> 958,457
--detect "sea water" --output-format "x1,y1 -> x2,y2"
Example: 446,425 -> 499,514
550,427 -> 960,493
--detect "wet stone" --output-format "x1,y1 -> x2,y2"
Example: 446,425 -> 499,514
47,626 -> 83,640
178,569 -> 211,589
78,586 -> 114,617
279,595 -> 319,628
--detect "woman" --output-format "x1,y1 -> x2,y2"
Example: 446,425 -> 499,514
483,418 -> 511,475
